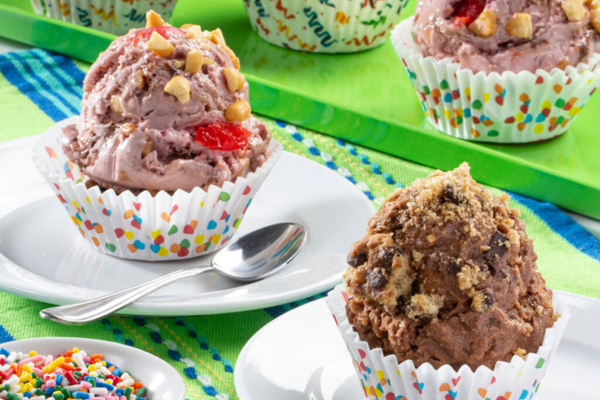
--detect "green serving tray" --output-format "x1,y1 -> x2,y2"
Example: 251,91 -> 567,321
1,0 -> 600,218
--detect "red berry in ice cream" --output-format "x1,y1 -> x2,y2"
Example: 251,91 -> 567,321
195,122 -> 252,151
452,0 -> 485,26
133,26 -> 185,45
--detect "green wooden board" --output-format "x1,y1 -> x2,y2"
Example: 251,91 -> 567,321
1,0 -> 600,218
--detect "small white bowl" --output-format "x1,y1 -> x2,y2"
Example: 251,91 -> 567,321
1,337 -> 186,400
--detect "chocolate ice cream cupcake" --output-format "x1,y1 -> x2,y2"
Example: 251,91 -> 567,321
32,11 -> 283,261
391,0 -> 600,142
326,164 -> 569,400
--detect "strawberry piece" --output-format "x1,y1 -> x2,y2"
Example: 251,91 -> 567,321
452,0 -> 486,26
133,26 -> 185,45
195,122 -> 252,151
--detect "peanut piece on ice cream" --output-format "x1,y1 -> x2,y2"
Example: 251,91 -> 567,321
121,123 -> 136,135
223,67 -> 245,92
185,49 -> 204,74
185,25 -> 203,40
131,70 -> 145,87
164,76 -> 191,103
468,9 -> 498,37
505,13 -> 533,38
145,10 -> 165,28
111,96 -> 123,114
147,31 -> 174,57
225,100 -> 251,121
142,141 -> 153,157
561,0 -> 586,21
209,28 -> 226,45
589,0 -> 600,32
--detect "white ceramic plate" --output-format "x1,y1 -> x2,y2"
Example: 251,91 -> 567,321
234,292 -> 600,400
0,136 -> 374,315
1,337 -> 186,400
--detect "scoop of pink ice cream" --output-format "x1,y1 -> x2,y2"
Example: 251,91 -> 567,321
413,0 -> 600,74
62,23 -> 271,193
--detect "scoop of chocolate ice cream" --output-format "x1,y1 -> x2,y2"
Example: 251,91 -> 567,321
413,0 -> 600,73
62,12 -> 271,193
344,163 -> 555,370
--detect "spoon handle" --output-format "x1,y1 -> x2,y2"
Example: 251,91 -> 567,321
39,266 -> 213,325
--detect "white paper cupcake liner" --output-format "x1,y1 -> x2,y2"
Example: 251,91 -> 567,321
31,117 -> 283,261
30,0 -> 177,36
242,0 -> 409,53
390,17 -> 600,143
325,284 -> 570,400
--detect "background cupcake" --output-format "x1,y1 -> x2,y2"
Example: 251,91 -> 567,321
326,163 -> 569,399
32,11 -> 282,261
242,0 -> 410,53
392,0 -> 600,142
30,0 -> 177,35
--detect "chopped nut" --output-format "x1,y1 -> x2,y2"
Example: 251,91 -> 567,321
142,141 -> 153,157
220,44 -> 241,69
132,70 -> 145,87
145,10 -> 165,28
406,294 -> 444,319
186,25 -> 203,40
121,123 -> 136,135
505,13 -> 533,39
200,42 -> 211,50
590,0 -> 600,32
111,95 -> 123,114
223,67 -> 245,92
210,28 -> 226,45
557,59 -> 571,70
515,348 -> 527,360
225,100 -> 251,122
468,9 -> 498,37
561,0 -> 586,21
185,49 -> 204,74
173,60 -> 185,69
233,158 -> 250,179
147,31 -> 174,57
164,76 -> 191,104
118,170 -> 130,181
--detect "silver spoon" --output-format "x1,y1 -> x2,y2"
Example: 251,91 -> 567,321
40,222 -> 306,325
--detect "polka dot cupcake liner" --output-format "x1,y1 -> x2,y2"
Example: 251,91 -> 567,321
325,284 -> 570,400
242,0 -> 409,53
30,0 -> 177,36
31,117 -> 283,261
391,18 -> 600,143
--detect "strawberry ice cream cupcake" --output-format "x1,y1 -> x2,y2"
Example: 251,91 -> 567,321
33,11 -> 282,260
391,0 -> 600,142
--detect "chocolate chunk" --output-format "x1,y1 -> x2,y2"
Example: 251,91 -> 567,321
367,268 -> 389,290
485,231 -> 508,263
482,289 -> 495,307
347,253 -> 367,268
447,259 -> 462,274
443,185 -> 461,204
371,246 -> 403,270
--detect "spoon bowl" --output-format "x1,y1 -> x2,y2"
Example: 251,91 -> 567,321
40,223 -> 306,325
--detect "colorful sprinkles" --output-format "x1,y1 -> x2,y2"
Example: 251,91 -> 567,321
0,348 -> 148,400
